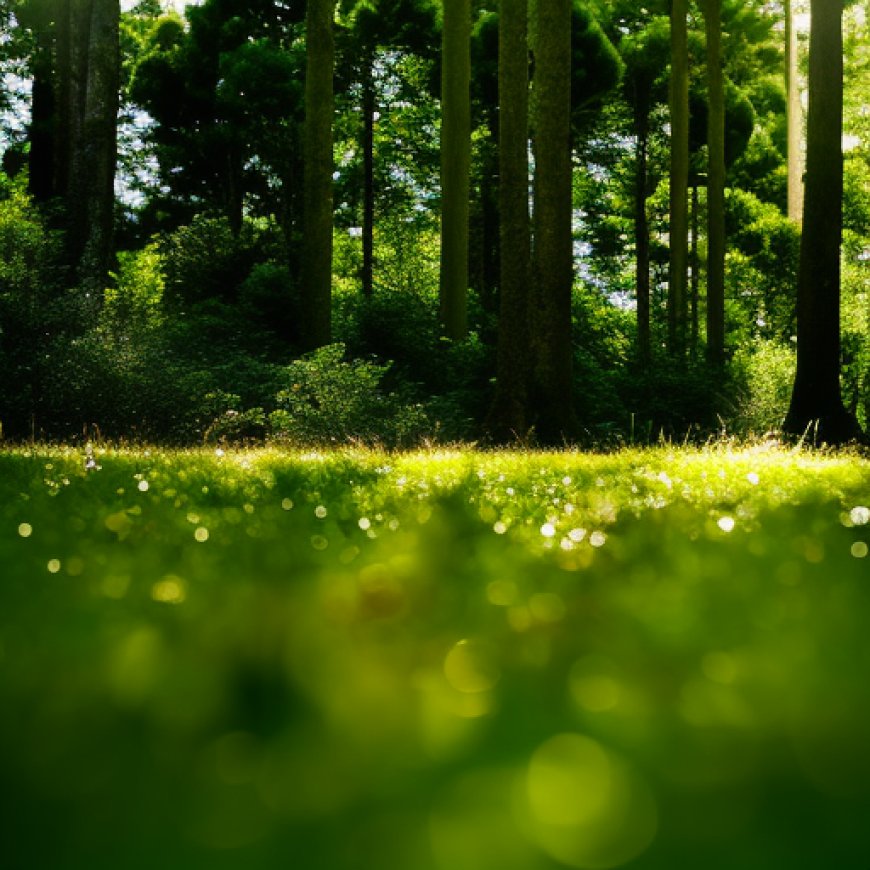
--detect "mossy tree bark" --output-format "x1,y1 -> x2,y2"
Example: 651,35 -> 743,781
301,0 -> 335,350
529,0 -> 576,443
487,0 -> 531,440
785,0 -> 804,225
439,0 -> 471,340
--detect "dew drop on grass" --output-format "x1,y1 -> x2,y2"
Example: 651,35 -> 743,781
851,541 -> 869,559
281,498 -> 294,511
47,559 -> 61,574
747,472 -> 760,486
18,523 -> 32,538
493,520 -> 508,535
717,516 -> 736,533
194,527 -> 209,543
540,522 -> 556,538
315,505 -> 328,519
358,517 -> 371,531
850,506 -> 870,526
138,480 -> 149,493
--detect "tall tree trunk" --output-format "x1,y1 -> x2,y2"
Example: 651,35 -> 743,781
785,0 -> 804,224
300,0 -> 334,350
704,0 -> 725,367
439,0 -> 470,340
79,0 -> 119,294
783,0 -> 863,444
668,0 -> 689,357
530,0 -> 576,443
634,103 -> 651,362
55,0 -> 119,295
361,51 -> 375,298
487,0 -> 530,440
28,27 -> 56,202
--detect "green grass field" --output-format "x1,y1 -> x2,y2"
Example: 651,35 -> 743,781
2,445 -> 870,869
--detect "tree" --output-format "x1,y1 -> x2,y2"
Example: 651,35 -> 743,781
530,0 -> 576,441
702,0 -> 725,367
342,0 -> 438,298
785,0 -> 804,224
300,0 -> 335,349
439,0 -> 471,340
487,0 -> 531,439
668,0 -> 689,356
618,15 -> 670,361
783,0 -> 864,443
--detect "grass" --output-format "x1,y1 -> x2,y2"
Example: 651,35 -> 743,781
1,444 -> 870,869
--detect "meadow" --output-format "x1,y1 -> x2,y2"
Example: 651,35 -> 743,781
1,444 -> 870,869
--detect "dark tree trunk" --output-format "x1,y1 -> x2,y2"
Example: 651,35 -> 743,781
439,0 -> 471,340
300,0 -> 335,350
784,0 -> 864,444
530,0 -> 576,443
54,0 -> 119,295
28,29 -> 56,202
487,0 -> 531,440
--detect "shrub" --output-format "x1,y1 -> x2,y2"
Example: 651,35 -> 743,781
269,344 -> 430,447
729,339 -> 796,436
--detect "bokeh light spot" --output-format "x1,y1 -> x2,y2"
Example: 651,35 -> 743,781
444,639 -> 500,694
525,733 -> 657,868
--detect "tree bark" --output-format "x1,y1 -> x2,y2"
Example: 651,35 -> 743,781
54,0 -> 119,295
785,0 -> 804,225
300,0 -> 335,350
439,0 -> 471,340
703,0 -> 725,368
530,0 -> 576,443
668,0 -> 689,357
783,0 -> 863,444
487,0 -> 531,440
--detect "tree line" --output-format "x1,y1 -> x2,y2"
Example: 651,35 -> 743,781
0,0 -> 867,445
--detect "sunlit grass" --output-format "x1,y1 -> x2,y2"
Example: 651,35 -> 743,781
1,444 -> 869,869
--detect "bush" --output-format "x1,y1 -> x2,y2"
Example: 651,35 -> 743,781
729,339 -> 796,436
269,344 -> 430,447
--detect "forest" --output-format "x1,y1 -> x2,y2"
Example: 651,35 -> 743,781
3,4 -> 870,868
0,0 -> 866,447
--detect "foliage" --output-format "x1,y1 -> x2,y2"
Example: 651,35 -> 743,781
3,446 -> 870,868
729,338 -> 796,435
270,343 -> 430,446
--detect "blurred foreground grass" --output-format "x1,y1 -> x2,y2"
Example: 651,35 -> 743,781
1,445 -> 869,869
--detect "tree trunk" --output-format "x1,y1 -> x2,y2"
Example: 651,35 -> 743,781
55,0 -> 119,296
530,0 -> 576,443
704,0 -> 725,368
361,51 -> 375,298
487,0 -> 531,440
783,0 -> 863,444
668,0 -> 689,357
28,27 -> 56,203
300,0 -> 334,350
690,181 -> 699,356
634,103 -> 651,362
439,0 -> 471,340
785,0 -> 804,225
